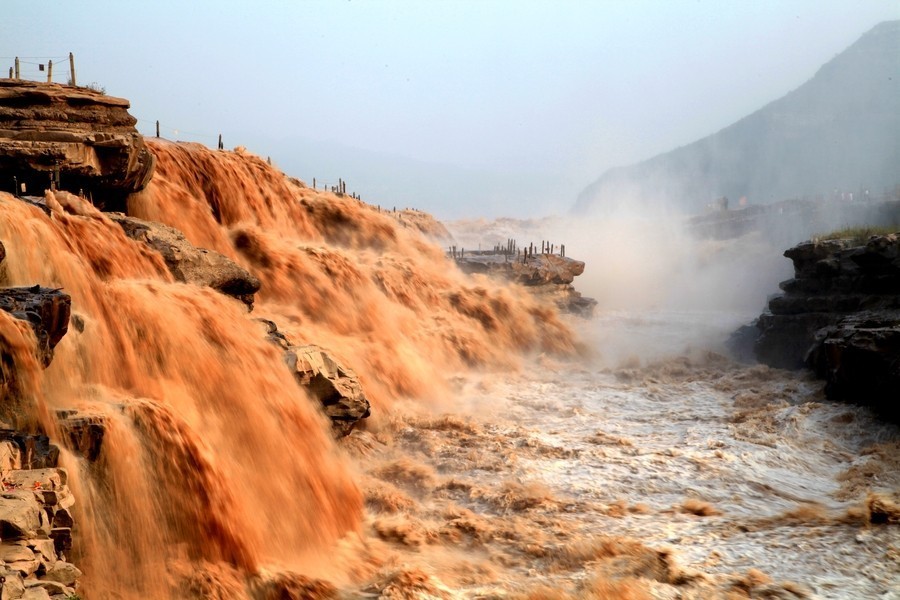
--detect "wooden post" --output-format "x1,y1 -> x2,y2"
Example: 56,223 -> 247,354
8,67 -> 11,79
155,120 -> 160,138
14,57 -> 19,79
47,60 -> 53,83
218,134 -> 223,150
69,53 -> 76,86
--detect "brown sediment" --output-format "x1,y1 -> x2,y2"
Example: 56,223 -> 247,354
846,492 -> 900,525
680,498 -> 721,517
836,441 -> 900,500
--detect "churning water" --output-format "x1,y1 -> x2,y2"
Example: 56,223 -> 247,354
0,140 -> 896,599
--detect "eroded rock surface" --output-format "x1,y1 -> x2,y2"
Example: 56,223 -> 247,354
108,213 -> 261,308
455,252 -> 596,316
260,320 -> 371,436
0,286 -> 71,368
0,279 -> 81,597
0,80 -> 154,209
753,233 -> 900,421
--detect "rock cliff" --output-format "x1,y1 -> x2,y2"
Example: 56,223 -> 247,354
753,233 -> 900,421
0,80 -> 154,210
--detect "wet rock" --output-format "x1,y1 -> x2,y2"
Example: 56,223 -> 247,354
56,409 -> 105,462
108,213 -> 261,309
0,287 -> 71,367
256,319 -> 290,350
454,252 -> 596,316
808,312 -> 900,422
0,80 -> 155,210
753,233 -> 900,421
285,344 -> 371,437
259,321 -> 372,436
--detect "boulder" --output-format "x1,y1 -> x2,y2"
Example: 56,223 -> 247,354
0,568 -> 25,600
258,321 -> 371,436
108,213 -> 261,308
0,80 -> 155,210
0,491 -> 43,540
40,561 -> 81,587
285,345 -> 371,437
21,587 -> 50,600
0,545 -> 36,563
22,580 -> 72,598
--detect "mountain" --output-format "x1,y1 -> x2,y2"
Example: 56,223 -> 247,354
573,20 -> 900,215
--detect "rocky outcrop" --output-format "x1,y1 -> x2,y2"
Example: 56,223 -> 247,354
260,320 -> 371,436
0,286 -> 71,367
0,284 -> 81,597
108,213 -> 261,309
753,233 -> 900,421
0,466 -> 81,599
0,80 -> 155,210
455,252 -> 596,316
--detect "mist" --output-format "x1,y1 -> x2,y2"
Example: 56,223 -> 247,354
6,2 -> 899,219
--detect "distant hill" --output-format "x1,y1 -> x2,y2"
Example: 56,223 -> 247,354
573,20 -> 900,215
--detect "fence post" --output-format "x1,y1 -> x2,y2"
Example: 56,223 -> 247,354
47,60 -> 53,83
68,53 -> 76,86
218,134 -> 223,150
8,67 -> 11,79
155,120 -> 160,138
14,57 -> 19,79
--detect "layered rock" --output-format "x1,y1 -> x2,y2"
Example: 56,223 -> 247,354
260,320 -> 371,436
454,252 -> 596,316
0,80 -> 154,210
753,234 -> 900,421
0,466 -> 81,599
0,283 -> 81,596
108,213 -> 261,309
0,286 -> 71,367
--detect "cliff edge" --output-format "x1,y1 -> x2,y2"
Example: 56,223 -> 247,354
0,80 -> 154,208
752,233 -> 900,422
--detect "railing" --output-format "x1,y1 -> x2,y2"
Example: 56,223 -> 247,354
2,53 -> 78,85
449,239 -> 567,263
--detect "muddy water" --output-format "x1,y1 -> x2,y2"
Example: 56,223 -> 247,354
356,312 -> 900,599
1,140 -> 897,598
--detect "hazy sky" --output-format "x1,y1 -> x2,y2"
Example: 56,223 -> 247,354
4,1 -> 899,217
